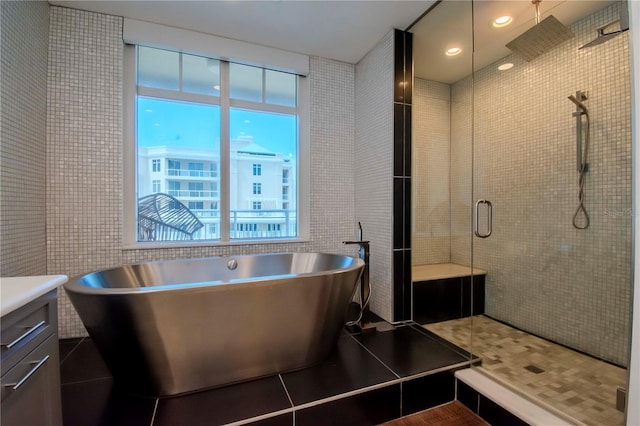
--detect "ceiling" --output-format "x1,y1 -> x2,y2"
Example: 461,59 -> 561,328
48,0 -> 435,65
48,0 -> 619,84
410,0 -> 617,84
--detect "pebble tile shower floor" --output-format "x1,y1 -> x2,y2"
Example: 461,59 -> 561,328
425,315 -> 627,426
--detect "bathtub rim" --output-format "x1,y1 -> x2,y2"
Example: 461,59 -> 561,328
64,252 -> 365,295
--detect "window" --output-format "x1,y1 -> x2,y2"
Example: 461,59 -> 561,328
152,159 -> 161,172
188,182 -> 204,197
168,181 -> 180,196
188,162 -> 204,177
168,160 -> 181,176
126,44 -> 307,246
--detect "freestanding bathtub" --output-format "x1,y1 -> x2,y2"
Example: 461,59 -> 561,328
64,252 -> 364,397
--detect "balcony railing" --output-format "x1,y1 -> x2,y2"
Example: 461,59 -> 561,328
168,168 -> 218,178
189,209 -> 297,239
167,190 -> 219,198
193,209 -> 220,218
138,193 -> 296,241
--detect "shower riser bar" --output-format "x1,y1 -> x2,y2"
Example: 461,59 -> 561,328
571,90 -> 589,172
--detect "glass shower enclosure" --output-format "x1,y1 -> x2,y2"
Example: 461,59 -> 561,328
410,1 -> 632,424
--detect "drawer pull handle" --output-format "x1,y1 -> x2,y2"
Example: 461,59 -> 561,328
3,320 -> 46,349
3,355 -> 50,391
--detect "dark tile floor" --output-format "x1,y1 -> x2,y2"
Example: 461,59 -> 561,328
59,323 -> 477,426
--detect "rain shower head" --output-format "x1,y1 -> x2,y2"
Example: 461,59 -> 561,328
506,1 -> 574,62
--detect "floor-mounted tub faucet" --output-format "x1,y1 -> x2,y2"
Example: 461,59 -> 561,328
343,222 -> 371,331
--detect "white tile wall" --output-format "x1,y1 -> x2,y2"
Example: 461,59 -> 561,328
451,2 -> 632,365
46,7 -> 357,337
412,78 -> 451,265
355,30 -> 395,322
1,0 -> 49,277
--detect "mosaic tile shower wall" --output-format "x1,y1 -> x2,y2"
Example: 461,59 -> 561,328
1,1 -> 49,277
412,79 -> 451,266
47,7 -> 357,337
451,2 -> 632,365
449,77 -> 473,269
355,30 -> 395,323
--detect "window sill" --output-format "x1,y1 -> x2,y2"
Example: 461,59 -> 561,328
122,237 -> 311,250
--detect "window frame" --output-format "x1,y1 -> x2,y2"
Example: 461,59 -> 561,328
253,182 -> 262,195
123,44 -> 310,248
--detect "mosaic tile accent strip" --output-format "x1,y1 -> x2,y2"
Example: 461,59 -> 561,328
0,0 -> 49,277
425,315 -> 627,426
449,2 -> 631,365
47,7 -> 357,337
355,29 -> 395,322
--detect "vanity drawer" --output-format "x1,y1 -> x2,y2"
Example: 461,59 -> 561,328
1,334 -> 62,426
1,290 -> 57,375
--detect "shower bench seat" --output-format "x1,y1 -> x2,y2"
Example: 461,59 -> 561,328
412,263 -> 487,325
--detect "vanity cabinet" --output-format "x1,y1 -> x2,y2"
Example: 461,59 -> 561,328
1,289 -> 62,426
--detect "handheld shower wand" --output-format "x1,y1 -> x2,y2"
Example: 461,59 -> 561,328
568,94 -> 588,115
568,91 -> 590,229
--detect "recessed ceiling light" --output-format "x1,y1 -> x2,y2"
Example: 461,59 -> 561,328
446,47 -> 462,56
498,63 -> 514,71
492,15 -> 513,28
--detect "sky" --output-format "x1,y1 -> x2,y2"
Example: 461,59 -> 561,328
137,97 -> 297,156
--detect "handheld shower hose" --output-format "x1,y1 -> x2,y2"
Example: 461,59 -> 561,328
568,94 -> 590,229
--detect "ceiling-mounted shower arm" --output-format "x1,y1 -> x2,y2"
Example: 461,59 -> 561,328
532,0 -> 541,25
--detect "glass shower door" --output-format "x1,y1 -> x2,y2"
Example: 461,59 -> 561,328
469,1 -> 632,424
409,0 -> 476,358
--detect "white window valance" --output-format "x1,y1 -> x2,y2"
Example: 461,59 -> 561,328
123,18 -> 309,76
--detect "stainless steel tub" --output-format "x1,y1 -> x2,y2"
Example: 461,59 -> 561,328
64,253 -> 364,397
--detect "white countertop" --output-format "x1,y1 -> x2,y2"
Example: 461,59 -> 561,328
0,275 -> 68,317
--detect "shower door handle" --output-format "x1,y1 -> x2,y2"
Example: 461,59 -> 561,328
474,200 -> 492,238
